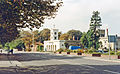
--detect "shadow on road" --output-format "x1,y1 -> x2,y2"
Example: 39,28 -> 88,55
0,64 -> 119,74
0,53 -> 84,61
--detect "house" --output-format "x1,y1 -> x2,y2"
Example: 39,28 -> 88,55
44,28 -> 66,51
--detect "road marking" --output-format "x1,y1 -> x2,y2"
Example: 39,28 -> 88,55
104,70 -> 120,74
57,60 -> 71,64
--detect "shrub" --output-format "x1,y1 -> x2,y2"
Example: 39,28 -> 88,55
63,49 -> 67,52
37,45 -> 44,52
57,48 -> 63,52
92,52 -> 101,54
103,51 -> 115,55
77,49 -> 84,53
110,51 -> 115,55
117,51 -> 120,55
88,49 -> 94,54
84,49 -> 88,53
73,50 -> 77,53
70,50 -> 73,52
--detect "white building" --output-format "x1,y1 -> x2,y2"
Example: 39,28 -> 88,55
44,28 -> 66,51
99,29 -> 120,50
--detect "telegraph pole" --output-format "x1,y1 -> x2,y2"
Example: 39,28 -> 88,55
108,35 -> 111,60
107,28 -> 111,60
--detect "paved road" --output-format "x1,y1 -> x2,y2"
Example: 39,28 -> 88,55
0,52 -> 120,74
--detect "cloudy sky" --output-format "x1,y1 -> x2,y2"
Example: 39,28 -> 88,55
42,0 -> 120,35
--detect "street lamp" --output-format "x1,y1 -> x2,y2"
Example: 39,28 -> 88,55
115,34 -> 117,55
31,29 -> 35,52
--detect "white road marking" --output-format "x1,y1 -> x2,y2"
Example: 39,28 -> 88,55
58,60 -> 71,64
104,70 -> 120,74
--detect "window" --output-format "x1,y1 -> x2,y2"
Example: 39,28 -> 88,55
54,37 -> 57,40
54,32 -> 57,35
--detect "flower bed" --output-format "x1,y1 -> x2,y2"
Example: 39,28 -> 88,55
118,55 -> 120,59
92,54 -> 101,57
77,52 -> 82,55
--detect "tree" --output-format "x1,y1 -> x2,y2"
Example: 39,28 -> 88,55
0,24 -> 19,46
58,32 -> 62,39
20,31 -> 33,51
0,0 -> 63,45
39,28 -> 50,43
7,39 -> 25,50
80,32 -> 88,48
59,33 -> 69,40
87,11 -> 102,49
64,42 -> 69,49
67,30 -> 82,40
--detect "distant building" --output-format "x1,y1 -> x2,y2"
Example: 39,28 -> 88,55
99,29 -> 120,50
44,28 -> 66,51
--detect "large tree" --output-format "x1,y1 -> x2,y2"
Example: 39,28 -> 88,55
20,31 -> 33,51
0,0 -> 63,45
67,30 -> 82,40
87,11 -> 102,49
39,28 -> 50,43
80,32 -> 88,48
59,33 -> 69,40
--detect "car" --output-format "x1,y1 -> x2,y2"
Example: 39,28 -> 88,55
95,50 -> 108,54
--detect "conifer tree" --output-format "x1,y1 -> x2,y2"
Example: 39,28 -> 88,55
87,11 -> 102,49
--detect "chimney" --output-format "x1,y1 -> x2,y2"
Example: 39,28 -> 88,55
106,28 -> 108,37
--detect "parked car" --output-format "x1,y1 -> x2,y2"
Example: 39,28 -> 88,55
95,50 -> 108,54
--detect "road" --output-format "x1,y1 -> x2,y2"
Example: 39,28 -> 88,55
0,52 -> 120,74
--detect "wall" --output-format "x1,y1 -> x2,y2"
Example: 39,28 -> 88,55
44,40 -> 66,51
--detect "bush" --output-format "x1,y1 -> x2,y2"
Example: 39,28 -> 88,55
77,49 -> 84,53
103,51 -> 115,55
67,49 -> 71,52
0,44 -> 2,49
70,50 -> 73,52
110,51 -> 115,55
37,45 -> 44,52
57,48 -> 63,52
84,49 -> 88,53
63,49 -> 67,52
92,52 -> 101,54
73,50 -> 77,53
117,51 -> 120,55
88,49 -> 94,54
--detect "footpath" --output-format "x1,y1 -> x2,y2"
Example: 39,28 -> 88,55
0,51 -> 23,67
0,51 -> 52,67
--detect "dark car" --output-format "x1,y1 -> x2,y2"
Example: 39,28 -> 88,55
96,50 -> 108,54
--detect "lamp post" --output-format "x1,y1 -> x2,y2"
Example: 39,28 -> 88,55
108,35 -> 111,60
107,28 -> 111,60
115,34 -> 117,55
33,31 -> 34,52
31,29 -> 34,52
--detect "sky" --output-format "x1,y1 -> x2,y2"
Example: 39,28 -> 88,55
41,0 -> 120,35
